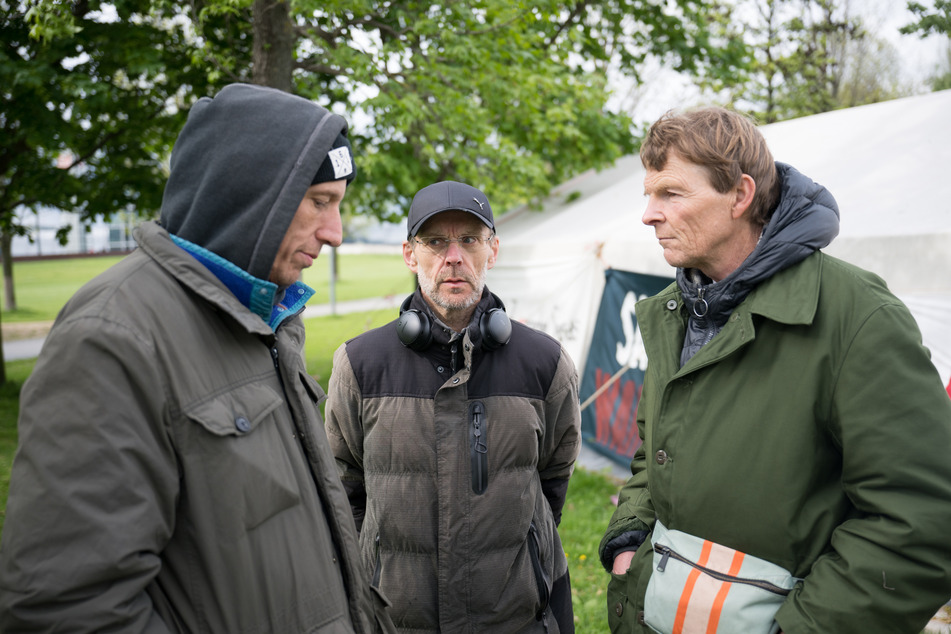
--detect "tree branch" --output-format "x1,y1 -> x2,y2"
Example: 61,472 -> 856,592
547,1 -> 590,48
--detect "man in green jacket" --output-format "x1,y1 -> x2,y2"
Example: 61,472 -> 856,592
600,107 -> 951,633
0,84 -> 394,633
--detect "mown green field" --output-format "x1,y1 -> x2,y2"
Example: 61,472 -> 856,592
1,249 -> 414,323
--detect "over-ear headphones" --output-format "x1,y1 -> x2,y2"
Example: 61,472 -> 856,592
396,294 -> 512,352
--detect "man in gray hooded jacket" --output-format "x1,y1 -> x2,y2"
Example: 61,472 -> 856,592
0,83 -> 394,634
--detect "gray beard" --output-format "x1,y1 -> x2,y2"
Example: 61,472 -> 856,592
417,262 -> 489,314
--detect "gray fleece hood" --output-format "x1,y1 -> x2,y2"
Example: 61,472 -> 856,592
159,83 -> 351,280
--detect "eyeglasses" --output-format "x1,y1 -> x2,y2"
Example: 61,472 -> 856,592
413,234 -> 495,255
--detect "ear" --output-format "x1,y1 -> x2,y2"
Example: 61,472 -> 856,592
486,236 -> 499,270
732,174 -> 756,220
402,240 -> 418,273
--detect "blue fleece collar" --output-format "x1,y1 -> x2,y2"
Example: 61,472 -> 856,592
170,234 -> 315,330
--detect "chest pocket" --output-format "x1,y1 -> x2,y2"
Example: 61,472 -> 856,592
299,370 -> 328,408
181,382 -> 302,535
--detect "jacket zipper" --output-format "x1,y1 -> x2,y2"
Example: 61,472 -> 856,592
372,534 -> 383,587
654,544 -> 792,596
270,346 -> 287,395
469,401 -> 488,494
527,521 -> 552,621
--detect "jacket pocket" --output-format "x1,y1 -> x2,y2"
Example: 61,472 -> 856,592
527,521 -> 552,620
185,381 -> 284,437
181,382 -> 300,534
299,370 -> 328,407
644,520 -> 799,634
469,400 -> 488,494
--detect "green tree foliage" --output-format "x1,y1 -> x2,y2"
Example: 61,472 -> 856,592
27,0 -> 748,219
731,0 -> 906,123
6,0 -> 748,380
1,0 -> 214,283
0,0 -> 214,379
903,0 -> 951,37
902,0 -> 951,90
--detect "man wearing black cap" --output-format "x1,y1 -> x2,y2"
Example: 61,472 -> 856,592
325,181 -> 582,633
0,84 -> 394,634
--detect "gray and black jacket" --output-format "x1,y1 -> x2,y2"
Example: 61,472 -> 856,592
326,288 -> 582,633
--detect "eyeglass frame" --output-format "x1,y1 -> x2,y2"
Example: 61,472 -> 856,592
411,232 -> 497,255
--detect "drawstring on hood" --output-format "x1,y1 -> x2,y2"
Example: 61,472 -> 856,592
159,83 -> 352,281
678,162 -> 840,366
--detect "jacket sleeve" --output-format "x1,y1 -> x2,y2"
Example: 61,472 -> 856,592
598,372 -> 655,571
775,303 -> 951,633
537,349 -> 582,522
324,343 -> 368,532
0,318 -> 177,633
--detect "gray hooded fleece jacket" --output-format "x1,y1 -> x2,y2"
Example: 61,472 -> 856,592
0,84 -> 393,634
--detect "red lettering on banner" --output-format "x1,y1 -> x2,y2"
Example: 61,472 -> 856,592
594,368 -> 618,444
594,367 -> 643,458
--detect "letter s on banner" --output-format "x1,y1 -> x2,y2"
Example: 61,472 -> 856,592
616,291 -> 649,371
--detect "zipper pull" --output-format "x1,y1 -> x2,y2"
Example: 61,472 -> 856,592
693,285 -> 709,318
656,546 -> 670,572
472,402 -> 486,453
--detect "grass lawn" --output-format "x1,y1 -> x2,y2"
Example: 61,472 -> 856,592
0,252 -> 620,631
562,466 -> 624,632
1,249 -> 413,324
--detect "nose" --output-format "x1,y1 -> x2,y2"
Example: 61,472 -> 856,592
443,238 -> 464,264
642,197 -> 663,226
318,204 -> 344,247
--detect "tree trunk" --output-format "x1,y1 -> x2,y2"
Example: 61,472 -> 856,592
252,0 -> 295,92
0,317 -> 5,385
0,230 -> 12,385
2,230 -> 17,312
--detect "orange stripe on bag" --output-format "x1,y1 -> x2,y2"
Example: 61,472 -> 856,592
705,550 -> 745,634
673,540 -> 713,633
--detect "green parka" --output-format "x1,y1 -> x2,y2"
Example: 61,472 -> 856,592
601,251 -> 951,633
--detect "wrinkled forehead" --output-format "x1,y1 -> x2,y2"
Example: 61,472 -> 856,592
417,209 -> 493,236
643,151 -> 714,194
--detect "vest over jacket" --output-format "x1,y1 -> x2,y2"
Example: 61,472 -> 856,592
326,288 -> 582,633
0,84 -> 392,633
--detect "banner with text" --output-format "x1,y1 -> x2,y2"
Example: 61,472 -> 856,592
580,269 -> 674,466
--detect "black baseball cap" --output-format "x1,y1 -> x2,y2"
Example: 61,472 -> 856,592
407,181 -> 494,238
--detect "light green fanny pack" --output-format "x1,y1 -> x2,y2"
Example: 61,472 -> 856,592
644,521 -> 801,634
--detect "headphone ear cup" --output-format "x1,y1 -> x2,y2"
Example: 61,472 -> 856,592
397,309 -> 432,351
480,308 -> 512,351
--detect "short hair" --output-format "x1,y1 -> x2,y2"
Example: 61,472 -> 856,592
640,107 -> 780,226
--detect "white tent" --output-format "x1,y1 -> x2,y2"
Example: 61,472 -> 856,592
487,90 -> 951,394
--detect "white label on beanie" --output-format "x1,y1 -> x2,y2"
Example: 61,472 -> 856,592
328,146 -> 353,179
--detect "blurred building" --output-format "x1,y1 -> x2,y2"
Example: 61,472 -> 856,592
8,207 -> 136,258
